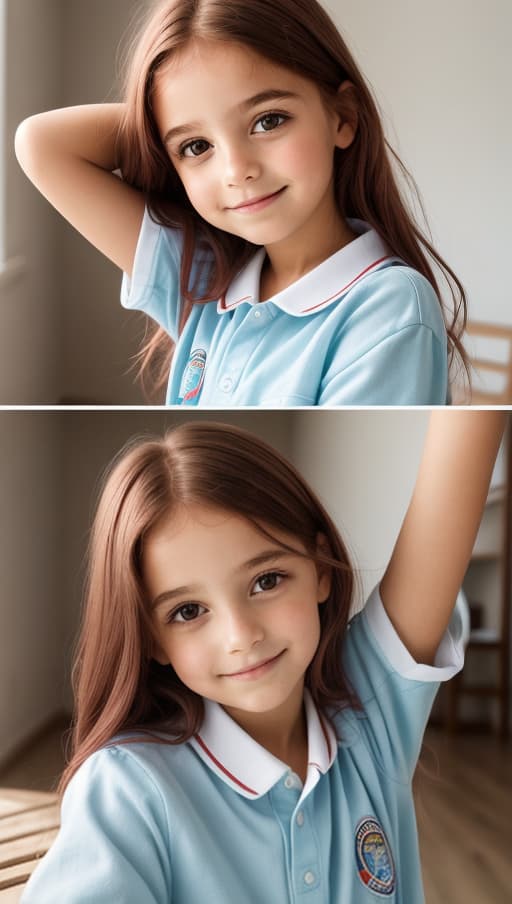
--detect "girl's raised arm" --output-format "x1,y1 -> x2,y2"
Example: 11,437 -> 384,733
15,104 -> 145,276
380,411 -> 507,664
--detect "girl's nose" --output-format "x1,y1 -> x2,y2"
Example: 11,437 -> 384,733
222,143 -> 262,187
224,607 -> 265,654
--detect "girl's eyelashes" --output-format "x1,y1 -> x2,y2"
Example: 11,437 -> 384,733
179,138 -> 211,159
165,571 -> 287,621
252,570 -> 287,594
167,602 -> 206,623
176,111 -> 290,158
252,111 -> 290,133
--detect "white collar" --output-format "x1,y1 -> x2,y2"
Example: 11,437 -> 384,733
218,219 -> 401,317
189,689 -> 337,801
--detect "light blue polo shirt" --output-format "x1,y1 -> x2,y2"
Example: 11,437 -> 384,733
121,211 -> 449,406
21,587 -> 463,903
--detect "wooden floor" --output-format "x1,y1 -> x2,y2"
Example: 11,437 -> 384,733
415,728 -> 512,904
0,722 -> 510,903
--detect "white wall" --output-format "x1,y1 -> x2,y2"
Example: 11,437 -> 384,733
329,0 -> 511,329
0,0 -> 64,403
290,411 -> 429,606
58,0 -> 145,404
0,414 -> 64,766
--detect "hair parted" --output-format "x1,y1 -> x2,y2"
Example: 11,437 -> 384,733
117,0 -> 468,398
60,421 -> 359,794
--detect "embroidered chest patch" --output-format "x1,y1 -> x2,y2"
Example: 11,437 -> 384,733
179,348 -> 207,404
355,817 -> 396,896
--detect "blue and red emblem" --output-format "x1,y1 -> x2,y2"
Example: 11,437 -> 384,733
355,817 -> 396,896
179,348 -> 207,404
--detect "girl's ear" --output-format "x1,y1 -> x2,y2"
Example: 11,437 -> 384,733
316,532 -> 332,604
334,80 -> 358,150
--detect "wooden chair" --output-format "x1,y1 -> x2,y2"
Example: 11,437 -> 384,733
0,789 -> 59,900
445,422 -> 511,738
453,321 -> 512,405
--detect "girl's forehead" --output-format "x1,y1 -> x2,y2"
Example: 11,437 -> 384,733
143,503 -> 308,559
157,37 -> 289,82
152,36 -> 319,112
148,502 -> 234,542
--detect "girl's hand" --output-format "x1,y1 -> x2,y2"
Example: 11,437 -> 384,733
380,411 -> 507,664
15,104 -> 144,276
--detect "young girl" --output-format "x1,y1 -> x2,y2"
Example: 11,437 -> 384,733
21,411 -> 503,903
15,0 -> 468,406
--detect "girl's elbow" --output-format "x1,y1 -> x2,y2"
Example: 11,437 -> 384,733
14,115 -> 40,175
15,112 -> 55,180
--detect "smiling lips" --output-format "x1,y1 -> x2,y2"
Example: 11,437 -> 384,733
229,187 -> 287,213
223,650 -> 285,680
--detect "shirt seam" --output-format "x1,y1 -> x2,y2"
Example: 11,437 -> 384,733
109,746 -> 173,879
397,267 -> 437,326
355,679 -> 432,788
349,612 -> 437,787
336,321 -> 443,375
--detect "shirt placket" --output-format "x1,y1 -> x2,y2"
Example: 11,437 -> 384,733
269,771 -> 324,903
215,305 -> 271,401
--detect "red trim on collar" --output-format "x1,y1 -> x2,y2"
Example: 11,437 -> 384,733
220,293 -> 253,311
300,256 -> 392,314
194,733 -> 258,795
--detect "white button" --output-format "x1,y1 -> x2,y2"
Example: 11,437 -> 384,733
253,309 -> 261,319
220,377 -> 233,393
296,810 -> 304,827
284,776 -> 295,789
304,871 -> 316,886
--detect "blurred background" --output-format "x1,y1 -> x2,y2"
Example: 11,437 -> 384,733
0,410 -> 510,902
0,0 -> 511,403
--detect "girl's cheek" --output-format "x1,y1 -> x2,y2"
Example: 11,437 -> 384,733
171,641 -> 210,684
183,175 -> 216,216
286,144 -> 327,177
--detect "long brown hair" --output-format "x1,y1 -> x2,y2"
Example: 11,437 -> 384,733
118,0 -> 468,398
60,421 -> 359,793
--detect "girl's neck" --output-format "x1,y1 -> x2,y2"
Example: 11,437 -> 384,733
260,202 -> 357,302
223,685 -> 309,782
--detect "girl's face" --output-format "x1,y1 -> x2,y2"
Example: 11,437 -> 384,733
143,504 -> 330,734
153,39 -> 354,259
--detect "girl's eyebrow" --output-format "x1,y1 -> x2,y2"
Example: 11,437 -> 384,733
151,550 -> 295,609
239,89 -> 300,111
162,90 -> 300,146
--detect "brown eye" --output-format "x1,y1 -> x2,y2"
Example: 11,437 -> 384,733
253,571 -> 284,593
181,139 -> 210,158
253,113 -> 287,133
172,603 -> 204,622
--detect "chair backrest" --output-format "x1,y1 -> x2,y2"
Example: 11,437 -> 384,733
455,321 -> 512,404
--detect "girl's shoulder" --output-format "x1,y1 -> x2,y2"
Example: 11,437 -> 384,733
66,735 -> 191,802
346,262 -> 445,336
331,587 -> 464,782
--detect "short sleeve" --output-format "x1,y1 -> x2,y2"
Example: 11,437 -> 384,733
318,267 -> 449,405
21,747 -> 171,904
120,207 -> 183,340
340,585 -> 464,783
